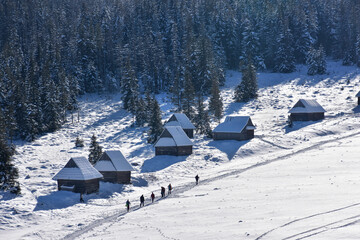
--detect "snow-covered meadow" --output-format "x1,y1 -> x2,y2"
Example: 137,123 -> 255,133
1,61 -> 360,239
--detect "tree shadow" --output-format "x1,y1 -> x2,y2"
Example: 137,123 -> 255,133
84,109 -> 130,131
141,155 -> 188,173
207,140 -> 249,160
0,192 -> 18,201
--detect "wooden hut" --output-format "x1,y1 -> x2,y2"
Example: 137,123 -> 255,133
289,99 -> 326,121
213,116 -> 255,141
165,113 -> 196,138
356,91 -> 360,105
155,126 -> 193,156
94,150 -> 135,184
52,157 -> 103,194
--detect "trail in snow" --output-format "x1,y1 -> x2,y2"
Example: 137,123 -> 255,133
61,130 -> 360,240
256,203 -> 360,240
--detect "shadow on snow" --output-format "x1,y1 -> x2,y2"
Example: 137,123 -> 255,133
140,155 -> 188,173
284,120 -> 323,134
207,140 -> 249,160
33,182 -> 126,211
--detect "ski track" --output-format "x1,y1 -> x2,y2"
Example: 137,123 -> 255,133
60,130 -> 360,240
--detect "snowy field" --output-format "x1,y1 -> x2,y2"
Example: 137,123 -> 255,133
1,61 -> 360,239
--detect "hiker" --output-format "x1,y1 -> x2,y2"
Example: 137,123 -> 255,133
151,192 -> 155,203
140,195 -> 145,207
168,184 -> 172,195
126,199 -> 131,212
195,175 -> 199,185
161,186 -> 166,198
80,193 -> 84,203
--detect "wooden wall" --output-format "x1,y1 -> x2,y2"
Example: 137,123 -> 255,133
183,129 -> 194,138
57,179 -> 100,194
155,146 -> 192,156
100,171 -> 131,184
290,112 -> 324,121
213,130 -> 254,141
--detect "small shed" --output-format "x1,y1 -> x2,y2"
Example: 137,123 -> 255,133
356,91 -> 360,105
165,113 -> 196,138
52,157 -> 103,194
155,126 -> 193,156
289,99 -> 326,121
94,150 -> 135,184
213,116 -> 255,141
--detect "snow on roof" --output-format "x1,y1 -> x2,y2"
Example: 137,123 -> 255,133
94,150 -> 134,172
52,157 -> 103,181
155,126 -> 193,147
154,137 -> 176,147
289,99 -> 326,113
165,113 -> 195,129
356,91 -> 360,97
213,116 -> 253,133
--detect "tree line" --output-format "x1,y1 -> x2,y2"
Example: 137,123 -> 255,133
1,0 -> 360,194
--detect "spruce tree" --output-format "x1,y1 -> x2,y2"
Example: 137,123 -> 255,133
135,97 -> 147,127
121,60 -> 139,115
234,59 -> 258,102
0,110 -> 21,195
356,34 -> 360,67
147,97 -> 163,144
307,45 -> 327,75
194,96 -> 212,138
75,136 -> 84,148
88,134 -> 103,165
209,77 -> 223,121
274,28 -> 296,73
181,70 -> 196,120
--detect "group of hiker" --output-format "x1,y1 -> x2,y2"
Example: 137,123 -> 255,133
125,175 -> 200,212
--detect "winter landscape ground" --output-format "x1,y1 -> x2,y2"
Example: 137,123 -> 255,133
1,61 -> 360,239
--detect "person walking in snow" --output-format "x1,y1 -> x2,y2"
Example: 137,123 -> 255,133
140,195 -> 145,207
126,199 -> 131,212
161,186 -> 166,198
151,192 -> 155,203
80,193 -> 84,203
168,184 -> 172,195
195,175 -> 199,185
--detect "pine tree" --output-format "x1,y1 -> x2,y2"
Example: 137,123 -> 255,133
135,97 -> 147,127
234,59 -> 258,102
240,18 -> 265,70
356,34 -> 360,67
121,60 -> 139,115
209,77 -> 223,121
307,45 -> 327,75
88,134 -> 103,165
75,136 -> 84,147
181,70 -> 196,120
274,28 -> 296,73
194,96 -> 212,138
0,110 -> 21,195
147,97 -> 163,144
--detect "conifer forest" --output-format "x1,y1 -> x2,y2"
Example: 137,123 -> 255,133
0,0 -> 360,142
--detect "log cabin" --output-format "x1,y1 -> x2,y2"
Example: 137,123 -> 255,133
212,116 -> 255,141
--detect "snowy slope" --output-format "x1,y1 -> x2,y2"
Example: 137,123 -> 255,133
1,61 -> 360,239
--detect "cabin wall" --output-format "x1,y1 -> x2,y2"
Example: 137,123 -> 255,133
155,146 -> 192,156
155,146 -> 178,156
358,97 -> 360,105
213,131 -> 254,141
99,171 -> 131,184
57,179 -> 100,194
183,129 -> 194,138
290,112 -> 324,121
177,146 -> 192,155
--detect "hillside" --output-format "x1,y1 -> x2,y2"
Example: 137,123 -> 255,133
1,61 -> 360,239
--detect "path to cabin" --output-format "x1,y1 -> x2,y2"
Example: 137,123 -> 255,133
61,130 -> 360,240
